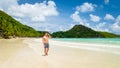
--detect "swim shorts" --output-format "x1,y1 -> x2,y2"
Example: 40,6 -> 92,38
44,43 -> 49,48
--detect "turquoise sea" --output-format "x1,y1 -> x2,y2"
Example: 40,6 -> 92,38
52,38 -> 120,46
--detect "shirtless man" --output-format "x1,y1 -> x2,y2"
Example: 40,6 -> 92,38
42,32 -> 51,56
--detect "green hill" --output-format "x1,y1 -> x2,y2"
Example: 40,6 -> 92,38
0,10 -> 119,38
52,25 -> 120,38
0,10 -> 42,38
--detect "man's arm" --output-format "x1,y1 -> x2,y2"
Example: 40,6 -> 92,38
48,34 -> 52,38
42,37 -> 45,44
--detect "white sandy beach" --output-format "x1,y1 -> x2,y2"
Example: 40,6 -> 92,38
0,38 -> 120,68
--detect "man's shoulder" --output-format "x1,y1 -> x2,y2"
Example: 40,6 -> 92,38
43,36 -> 47,39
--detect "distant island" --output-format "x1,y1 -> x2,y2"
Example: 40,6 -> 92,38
0,10 -> 120,38
52,25 -> 120,38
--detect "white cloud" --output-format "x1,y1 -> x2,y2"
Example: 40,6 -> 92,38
111,23 -> 120,34
97,22 -> 106,28
7,1 -> 59,22
0,0 -> 60,32
0,0 -> 59,31
70,11 -> 90,27
89,14 -> 101,22
95,22 -> 109,32
70,11 -> 84,25
70,24 -> 76,28
0,0 -> 18,10
76,2 -> 97,13
104,0 -> 109,4
0,8 -> 4,11
0,0 -> 59,22
104,14 -> 115,20
116,15 -> 120,23
111,15 -> 120,34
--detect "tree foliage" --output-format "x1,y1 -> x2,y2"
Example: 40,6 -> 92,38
52,25 -> 120,38
0,10 -> 41,38
0,10 -> 119,38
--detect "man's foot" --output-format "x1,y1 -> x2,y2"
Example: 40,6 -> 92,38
42,55 -> 46,56
42,54 -> 48,56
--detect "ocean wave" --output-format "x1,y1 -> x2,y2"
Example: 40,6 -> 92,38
51,40 -> 120,55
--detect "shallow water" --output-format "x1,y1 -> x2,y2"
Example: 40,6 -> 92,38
52,38 -> 120,46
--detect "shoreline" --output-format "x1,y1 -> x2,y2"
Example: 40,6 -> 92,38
50,39 -> 120,55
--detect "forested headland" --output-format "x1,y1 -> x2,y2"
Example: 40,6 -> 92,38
0,10 -> 120,38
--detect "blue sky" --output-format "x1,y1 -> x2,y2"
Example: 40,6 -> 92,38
0,0 -> 120,34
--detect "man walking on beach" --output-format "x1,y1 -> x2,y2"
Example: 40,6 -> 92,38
42,32 -> 51,56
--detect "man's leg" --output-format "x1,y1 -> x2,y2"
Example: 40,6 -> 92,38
46,48 -> 49,55
44,48 -> 46,55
